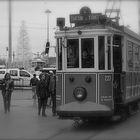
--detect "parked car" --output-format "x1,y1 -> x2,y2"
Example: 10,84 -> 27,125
0,68 -> 33,87
34,68 -> 56,80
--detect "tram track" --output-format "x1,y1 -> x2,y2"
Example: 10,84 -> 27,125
46,120 -> 115,140
46,126 -> 71,140
80,121 -> 115,140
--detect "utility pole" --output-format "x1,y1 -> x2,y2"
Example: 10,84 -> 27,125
138,0 -> 140,35
8,0 -> 12,68
45,9 -> 51,54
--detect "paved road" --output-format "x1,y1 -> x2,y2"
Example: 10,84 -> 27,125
0,89 -> 73,139
0,89 -> 140,139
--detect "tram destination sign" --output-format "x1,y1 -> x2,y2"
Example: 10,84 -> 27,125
70,13 -> 102,24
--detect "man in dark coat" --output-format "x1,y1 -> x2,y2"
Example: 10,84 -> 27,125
49,71 -> 56,116
1,73 -> 14,113
30,74 -> 38,99
36,73 -> 50,117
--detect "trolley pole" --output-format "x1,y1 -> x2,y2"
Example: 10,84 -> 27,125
8,0 -> 12,68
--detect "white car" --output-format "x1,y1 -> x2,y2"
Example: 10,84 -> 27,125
39,67 -> 56,74
0,68 -> 33,87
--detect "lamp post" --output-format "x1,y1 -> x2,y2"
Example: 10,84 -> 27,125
139,0 -> 140,35
6,47 -> 8,69
8,0 -> 12,68
45,9 -> 51,54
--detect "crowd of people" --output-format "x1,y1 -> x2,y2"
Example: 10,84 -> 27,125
0,70 -> 56,117
30,70 -> 56,117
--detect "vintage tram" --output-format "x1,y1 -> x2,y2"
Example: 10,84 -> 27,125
55,7 -> 140,121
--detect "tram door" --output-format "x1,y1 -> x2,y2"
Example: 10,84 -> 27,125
113,35 -> 123,103
113,35 -> 122,73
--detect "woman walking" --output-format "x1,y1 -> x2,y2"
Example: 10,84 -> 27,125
1,73 -> 14,113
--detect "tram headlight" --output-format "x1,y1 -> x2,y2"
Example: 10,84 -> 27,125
73,87 -> 87,101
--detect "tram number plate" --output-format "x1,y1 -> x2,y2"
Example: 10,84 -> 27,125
56,95 -> 61,101
105,75 -> 111,81
101,95 -> 112,102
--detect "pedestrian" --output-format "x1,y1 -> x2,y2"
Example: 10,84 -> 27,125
1,73 -> 14,113
36,73 -> 50,117
39,71 -> 50,107
49,71 -> 56,116
30,74 -> 38,100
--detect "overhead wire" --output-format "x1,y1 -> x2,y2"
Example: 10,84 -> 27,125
108,0 -> 116,19
105,0 -> 123,26
105,0 -> 110,15
116,0 -> 124,26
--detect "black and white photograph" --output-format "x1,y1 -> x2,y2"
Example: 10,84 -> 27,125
0,0 -> 140,139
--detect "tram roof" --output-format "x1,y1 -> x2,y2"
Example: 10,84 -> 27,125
122,26 -> 140,41
56,24 -> 140,42
69,24 -> 122,32
56,6 -> 140,42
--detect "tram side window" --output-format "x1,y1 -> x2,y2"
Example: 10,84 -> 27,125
67,39 -> 79,68
127,41 -> 133,71
57,38 -> 62,70
98,36 -> 105,70
134,45 -> 139,71
107,36 -> 111,70
81,38 -> 94,68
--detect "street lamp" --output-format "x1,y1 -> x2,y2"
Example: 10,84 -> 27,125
45,9 -> 51,54
8,0 -> 12,68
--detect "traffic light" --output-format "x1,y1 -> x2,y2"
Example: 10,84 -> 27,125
57,18 -> 65,30
45,42 -> 50,54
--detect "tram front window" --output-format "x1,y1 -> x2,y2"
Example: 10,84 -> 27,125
67,39 -> 79,68
81,38 -> 94,68
98,36 -> 105,70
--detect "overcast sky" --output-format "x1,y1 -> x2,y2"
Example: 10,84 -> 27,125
0,0 -> 139,58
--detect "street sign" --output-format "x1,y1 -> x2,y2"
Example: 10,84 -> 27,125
70,13 -> 102,24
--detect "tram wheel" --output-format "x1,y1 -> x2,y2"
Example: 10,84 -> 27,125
137,101 -> 140,110
128,104 -> 133,115
120,107 -> 128,121
128,103 -> 139,116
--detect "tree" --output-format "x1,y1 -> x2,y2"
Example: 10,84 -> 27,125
0,58 -> 6,65
16,20 -> 32,69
